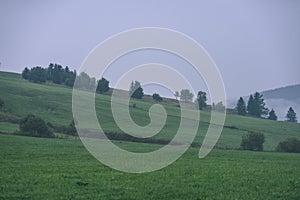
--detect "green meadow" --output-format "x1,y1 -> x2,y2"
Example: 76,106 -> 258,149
0,71 -> 300,199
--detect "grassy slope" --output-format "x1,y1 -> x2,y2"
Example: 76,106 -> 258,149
0,134 -> 299,200
0,71 -> 300,150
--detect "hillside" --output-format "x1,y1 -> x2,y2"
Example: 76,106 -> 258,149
0,71 -> 300,151
262,84 -> 300,101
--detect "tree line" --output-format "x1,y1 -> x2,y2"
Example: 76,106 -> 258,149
236,92 -> 297,122
22,64 -> 110,94
22,63 -> 77,87
21,65 -> 298,122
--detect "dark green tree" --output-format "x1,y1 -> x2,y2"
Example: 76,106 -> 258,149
236,97 -> 246,115
286,107 -> 297,122
240,132 -> 265,151
268,109 -> 277,121
46,63 -> 54,80
22,67 -> 30,80
247,92 -> 268,117
29,67 -> 47,83
52,64 -> 64,84
0,97 -> 4,109
96,78 -> 110,93
253,92 -> 268,117
196,91 -> 207,110
247,95 -> 255,115
130,81 -> 144,99
152,93 -> 163,102
19,114 -> 53,138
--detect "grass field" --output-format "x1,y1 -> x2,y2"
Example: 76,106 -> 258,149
0,134 -> 299,200
1,71 -> 300,199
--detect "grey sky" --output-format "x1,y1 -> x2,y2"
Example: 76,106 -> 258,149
0,0 -> 299,99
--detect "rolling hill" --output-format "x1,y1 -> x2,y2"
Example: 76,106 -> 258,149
0,71 -> 299,151
1,70 -> 300,199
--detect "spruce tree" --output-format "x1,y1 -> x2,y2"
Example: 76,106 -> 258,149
247,92 -> 268,117
236,97 -> 246,115
268,109 -> 277,120
253,92 -> 268,117
286,107 -> 297,122
247,95 -> 255,115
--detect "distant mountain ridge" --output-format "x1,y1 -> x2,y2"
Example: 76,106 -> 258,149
262,84 -> 300,102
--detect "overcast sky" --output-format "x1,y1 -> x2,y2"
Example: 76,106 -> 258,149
0,0 -> 299,99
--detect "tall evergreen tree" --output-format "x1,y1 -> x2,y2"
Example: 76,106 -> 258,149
247,95 -> 255,115
253,92 -> 268,117
268,109 -> 277,120
286,107 -> 297,122
196,91 -> 207,110
236,97 -> 246,115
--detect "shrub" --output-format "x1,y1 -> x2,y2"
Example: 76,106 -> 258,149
19,114 -> 54,138
65,120 -> 77,136
276,137 -> 300,153
240,132 -> 265,151
152,93 -> 163,102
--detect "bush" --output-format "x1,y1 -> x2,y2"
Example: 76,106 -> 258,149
19,114 -> 54,138
152,93 -> 163,102
65,120 -> 77,136
240,132 -> 265,151
276,137 -> 300,153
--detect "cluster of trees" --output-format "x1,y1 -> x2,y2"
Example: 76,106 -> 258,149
236,92 -> 268,117
236,92 -> 297,122
22,64 -> 110,94
22,63 -> 77,87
